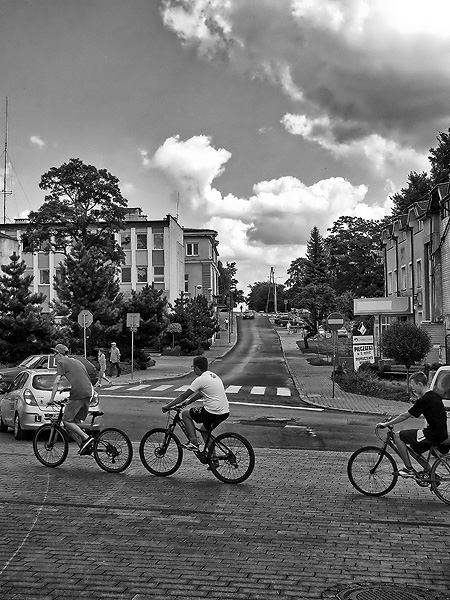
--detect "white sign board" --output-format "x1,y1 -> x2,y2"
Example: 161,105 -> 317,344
353,344 -> 375,369
353,335 -> 374,345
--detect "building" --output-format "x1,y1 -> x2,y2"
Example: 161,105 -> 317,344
183,227 -> 220,303
0,232 -> 19,267
0,210 -> 185,311
0,210 -> 220,313
381,182 -> 450,363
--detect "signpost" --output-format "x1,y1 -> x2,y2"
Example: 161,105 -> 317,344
77,310 -> 93,358
326,312 -> 344,398
127,313 -> 140,379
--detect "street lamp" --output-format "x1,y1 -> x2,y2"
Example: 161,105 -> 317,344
194,284 -> 202,298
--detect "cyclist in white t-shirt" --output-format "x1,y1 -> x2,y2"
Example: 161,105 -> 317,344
162,355 -> 229,450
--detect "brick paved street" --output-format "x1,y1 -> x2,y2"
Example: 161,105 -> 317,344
0,439 -> 449,599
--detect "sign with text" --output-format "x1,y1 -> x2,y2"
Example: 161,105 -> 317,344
353,344 -> 375,370
353,335 -> 374,345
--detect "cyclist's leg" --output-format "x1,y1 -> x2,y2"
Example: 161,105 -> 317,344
200,411 -> 229,453
395,431 -> 414,469
63,399 -> 91,447
398,429 -> 432,470
182,408 -> 200,445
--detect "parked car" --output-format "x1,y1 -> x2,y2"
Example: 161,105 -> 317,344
0,354 -> 98,392
242,311 -> 255,319
0,369 -> 102,440
429,366 -> 450,413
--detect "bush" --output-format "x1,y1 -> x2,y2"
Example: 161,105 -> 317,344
335,368 -> 409,402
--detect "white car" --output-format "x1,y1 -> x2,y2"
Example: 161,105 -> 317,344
0,369 -> 102,440
429,366 -> 450,414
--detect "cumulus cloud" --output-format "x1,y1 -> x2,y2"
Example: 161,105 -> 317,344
30,135 -> 45,149
281,113 -> 429,174
160,0 -> 450,153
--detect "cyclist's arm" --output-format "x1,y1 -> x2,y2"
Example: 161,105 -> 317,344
377,411 -> 410,428
49,374 -> 62,405
162,389 -> 202,412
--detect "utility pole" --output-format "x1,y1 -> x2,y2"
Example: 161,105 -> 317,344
2,97 -> 12,225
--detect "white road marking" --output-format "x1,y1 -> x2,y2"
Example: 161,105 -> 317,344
277,388 -> 291,396
250,386 -> 265,395
225,385 -> 241,393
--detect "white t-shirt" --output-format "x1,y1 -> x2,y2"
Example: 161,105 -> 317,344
189,371 -> 229,415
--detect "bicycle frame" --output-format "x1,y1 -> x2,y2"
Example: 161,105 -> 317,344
377,425 -> 445,476
165,407 -> 216,452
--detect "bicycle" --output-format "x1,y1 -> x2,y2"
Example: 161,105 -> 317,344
139,405 -> 255,484
33,398 -> 133,473
347,424 -> 450,505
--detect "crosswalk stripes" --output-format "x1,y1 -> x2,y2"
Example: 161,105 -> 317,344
104,382 -> 292,397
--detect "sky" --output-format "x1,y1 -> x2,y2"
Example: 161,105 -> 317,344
1,0 -> 450,292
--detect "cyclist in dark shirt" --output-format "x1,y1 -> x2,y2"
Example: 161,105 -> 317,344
377,371 -> 448,478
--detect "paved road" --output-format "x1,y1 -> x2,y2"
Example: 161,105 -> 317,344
0,438 -> 449,600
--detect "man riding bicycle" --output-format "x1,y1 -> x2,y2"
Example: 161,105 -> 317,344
377,371 -> 448,477
162,356 -> 229,451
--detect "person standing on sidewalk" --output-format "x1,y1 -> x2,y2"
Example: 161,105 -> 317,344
96,348 -> 111,387
49,344 -> 95,455
109,342 -> 121,377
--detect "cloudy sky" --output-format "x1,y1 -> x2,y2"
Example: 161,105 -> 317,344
1,0 -> 449,291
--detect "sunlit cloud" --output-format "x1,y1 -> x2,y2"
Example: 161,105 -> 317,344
30,135 -> 45,149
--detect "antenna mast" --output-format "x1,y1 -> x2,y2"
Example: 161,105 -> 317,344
2,97 -> 12,225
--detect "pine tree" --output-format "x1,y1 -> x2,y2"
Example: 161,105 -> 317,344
0,253 -> 55,362
52,242 -> 124,354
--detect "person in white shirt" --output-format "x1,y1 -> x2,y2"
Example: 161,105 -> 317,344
162,355 -> 229,450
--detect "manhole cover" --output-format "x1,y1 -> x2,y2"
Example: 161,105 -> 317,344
322,583 -> 450,600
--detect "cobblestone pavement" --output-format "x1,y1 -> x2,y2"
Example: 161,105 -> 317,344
0,439 -> 449,599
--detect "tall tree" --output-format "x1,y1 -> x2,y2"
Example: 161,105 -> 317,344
0,253 -> 55,362
325,216 -> 384,297
285,227 -> 335,345
26,158 -> 128,263
429,129 -> 450,185
218,261 -> 245,306
52,242 -> 124,353
390,171 -> 432,216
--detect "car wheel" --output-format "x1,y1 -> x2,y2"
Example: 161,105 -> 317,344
0,412 -> 8,433
14,414 -> 27,440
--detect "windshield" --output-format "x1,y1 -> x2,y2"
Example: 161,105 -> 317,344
18,356 -> 38,368
433,371 -> 450,400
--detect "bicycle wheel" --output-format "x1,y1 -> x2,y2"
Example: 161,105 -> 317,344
33,424 -> 69,468
208,432 -> 255,484
93,428 -> 133,473
430,455 -> 450,505
347,446 -> 398,496
139,428 -> 183,476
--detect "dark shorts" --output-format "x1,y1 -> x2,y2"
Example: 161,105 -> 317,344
399,429 -> 434,455
189,406 -> 229,431
63,398 -> 91,424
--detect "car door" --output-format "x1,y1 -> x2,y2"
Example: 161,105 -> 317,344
2,372 -> 29,426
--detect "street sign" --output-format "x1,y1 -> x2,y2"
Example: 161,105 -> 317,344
326,312 -> 344,331
353,335 -> 374,345
127,313 -> 140,328
78,309 -> 93,328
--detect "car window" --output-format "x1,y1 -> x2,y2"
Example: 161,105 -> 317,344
9,372 -> 29,392
433,371 -> 450,400
29,356 -> 50,369
32,374 -> 57,391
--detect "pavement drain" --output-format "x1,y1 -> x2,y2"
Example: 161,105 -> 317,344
322,582 -> 450,600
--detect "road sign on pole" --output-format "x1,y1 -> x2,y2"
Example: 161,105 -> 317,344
77,310 -> 93,358
326,312 -> 344,398
126,313 -> 140,379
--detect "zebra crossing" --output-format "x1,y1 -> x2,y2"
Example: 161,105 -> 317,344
102,382 -> 293,397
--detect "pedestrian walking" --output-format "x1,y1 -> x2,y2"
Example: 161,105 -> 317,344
109,342 -> 121,377
96,348 -> 111,387
286,321 -> 291,334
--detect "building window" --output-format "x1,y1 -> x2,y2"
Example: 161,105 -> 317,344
408,262 -> 412,289
121,233 -> 131,248
387,271 -> 393,294
154,266 -> 164,283
416,260 -> 422,287
417,220 -> 423,232
137,233 -> 147,249
186,242 -> 199,256
137,267 -> 148,283
40,270 -> 50,285
185,273 -> 189,293
121,267 -> 131,283
153,233 -> 164,250
400,265 -> 407,290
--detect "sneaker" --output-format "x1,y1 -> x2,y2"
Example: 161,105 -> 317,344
79,437 -> 94,455
181,441 -> 199,451
398,467 -> 416,478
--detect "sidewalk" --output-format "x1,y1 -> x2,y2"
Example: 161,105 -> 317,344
108,317 -> 406,417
